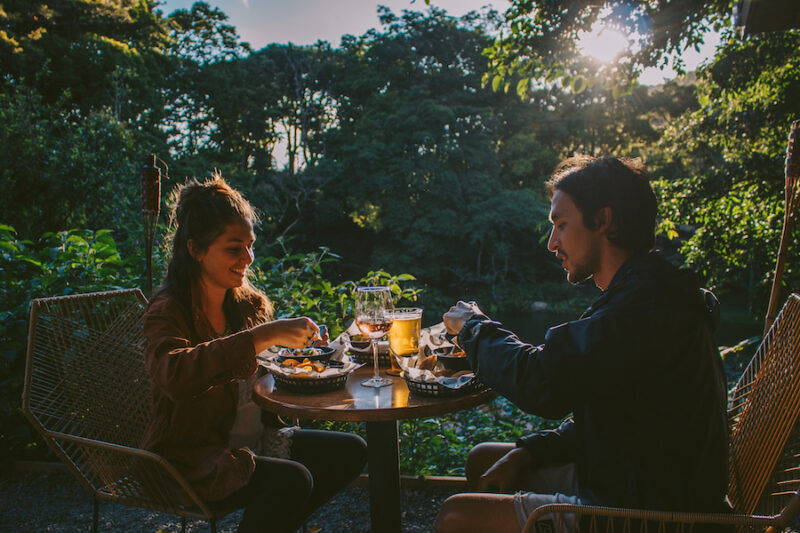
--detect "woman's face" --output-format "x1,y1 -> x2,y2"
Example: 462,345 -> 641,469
191,220 -> 256,293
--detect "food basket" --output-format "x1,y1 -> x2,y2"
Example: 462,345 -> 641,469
270,370 -> 349,393
346,347 -> 392,368
262,357 -> 360,394
403,374 -> 486,397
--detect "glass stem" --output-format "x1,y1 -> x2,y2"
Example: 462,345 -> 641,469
372,340 -> 380,380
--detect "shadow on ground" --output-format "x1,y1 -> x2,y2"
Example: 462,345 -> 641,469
1,470 -> 456,532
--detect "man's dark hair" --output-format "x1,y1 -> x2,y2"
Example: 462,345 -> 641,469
546,155 -> 657,254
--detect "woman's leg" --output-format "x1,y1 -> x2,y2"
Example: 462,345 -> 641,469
217,455 -> 313,533
289,428 -> 368,512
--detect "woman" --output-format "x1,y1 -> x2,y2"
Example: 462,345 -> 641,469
142,174 -> 366,532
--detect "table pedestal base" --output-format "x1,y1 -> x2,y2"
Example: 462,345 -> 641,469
366,420 -> 401,533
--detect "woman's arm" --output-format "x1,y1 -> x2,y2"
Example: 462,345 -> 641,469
144,305 -> 258,401
144,296 -> 327,401
251,317 -> 325,353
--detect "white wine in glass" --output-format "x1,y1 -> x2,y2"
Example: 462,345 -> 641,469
355,286 -> 394,388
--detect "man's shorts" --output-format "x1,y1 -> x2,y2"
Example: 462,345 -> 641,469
513,462 -> 586,533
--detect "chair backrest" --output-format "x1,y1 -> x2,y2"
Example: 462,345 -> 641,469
23,289 -> 152,447
727,293 -> 800,516
21,289 -> 229,520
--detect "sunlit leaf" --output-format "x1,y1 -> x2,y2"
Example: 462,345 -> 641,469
491,75 -> 502,92
516,77 -> 529,98
571,76 -> 587,93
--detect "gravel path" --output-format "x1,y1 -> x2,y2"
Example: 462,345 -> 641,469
1,469 -> 458,532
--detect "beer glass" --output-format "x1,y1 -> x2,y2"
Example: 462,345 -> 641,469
387,307 -> 422,376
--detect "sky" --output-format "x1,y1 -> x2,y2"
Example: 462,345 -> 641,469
156,0 -> 721,85
156,0 -> 508,47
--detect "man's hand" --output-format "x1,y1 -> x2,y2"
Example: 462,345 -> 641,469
442,300 -> 483,335
476,447 -> 532,493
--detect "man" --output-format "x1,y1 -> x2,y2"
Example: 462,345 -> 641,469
435,156 -> 730,533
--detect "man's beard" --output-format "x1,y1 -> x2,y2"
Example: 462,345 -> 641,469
566,266 -> 594,285
563,244 -> 599,285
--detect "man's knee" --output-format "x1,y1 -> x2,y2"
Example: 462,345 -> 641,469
435,494 -> 470,533
466,442 -> 514,487
466,443 -> 489,485
436,493 -> 520,533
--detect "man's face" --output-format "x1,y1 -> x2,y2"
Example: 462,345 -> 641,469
547,190 -> 603,284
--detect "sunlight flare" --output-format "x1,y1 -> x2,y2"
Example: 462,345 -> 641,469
577,24 -> 630,63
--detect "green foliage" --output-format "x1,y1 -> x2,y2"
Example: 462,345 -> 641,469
485,0 -> 735,92
301,8 -> 563,302
251,241 -> 421,338
655,179 -> 785,302
0,82 -> 141,240
398,397 -> 558,476
0,225 -> 140,464
0,0 -> 173,125
307,397 -> 559,476
652,30 -> 800,310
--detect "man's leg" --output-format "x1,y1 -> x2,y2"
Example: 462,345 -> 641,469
436,493 -> 520,533
436,490 -> 584,533
465,442 -> 515,489
454,442 -> 581,532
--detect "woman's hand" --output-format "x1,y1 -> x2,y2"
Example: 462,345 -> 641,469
252,317 -> 328,352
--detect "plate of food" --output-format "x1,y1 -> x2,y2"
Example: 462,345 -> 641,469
276,345 -> 336,363
404,373 -> 484,397
431,347 -> 470,373
264,357 -> 359,393
396,346 -> 481,396
347,333 -> 372,351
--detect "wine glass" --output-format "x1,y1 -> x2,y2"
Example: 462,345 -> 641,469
355,286 -> 394,388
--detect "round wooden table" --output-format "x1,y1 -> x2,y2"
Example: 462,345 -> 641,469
252,366 -> 496,533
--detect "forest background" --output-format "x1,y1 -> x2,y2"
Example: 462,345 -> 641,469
1,0 -> 798,476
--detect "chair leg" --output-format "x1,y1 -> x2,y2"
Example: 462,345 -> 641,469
92,497 -> 99,533
181,516 -> 186,533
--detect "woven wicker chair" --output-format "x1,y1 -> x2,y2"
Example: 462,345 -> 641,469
523,293 -> 800,533
22,289 -> 239,532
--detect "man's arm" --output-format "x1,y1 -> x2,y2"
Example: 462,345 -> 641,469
455,313 -> 582,419
516,418 -> 578,467
475,418 -> 578,492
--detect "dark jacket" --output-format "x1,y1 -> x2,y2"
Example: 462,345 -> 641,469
459,252 -> 729,512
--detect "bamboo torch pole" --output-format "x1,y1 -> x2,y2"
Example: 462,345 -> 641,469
141,154 -> 162,299
764,120 -> 800,335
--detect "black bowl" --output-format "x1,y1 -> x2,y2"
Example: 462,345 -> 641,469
348,334 -> 372,351
276,345 -> 336,363
432,347 -> 470,372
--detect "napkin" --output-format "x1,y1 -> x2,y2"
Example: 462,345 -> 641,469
397,350 -> 476,390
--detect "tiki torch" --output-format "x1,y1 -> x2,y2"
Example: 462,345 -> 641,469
141,154 -> 162,298
764,120 -> 800,335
